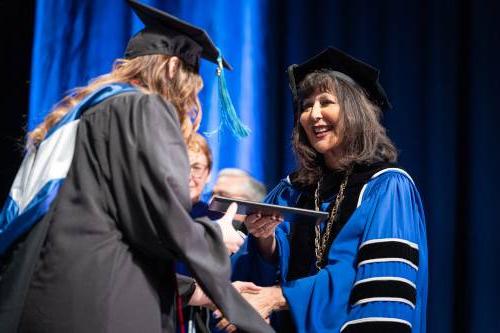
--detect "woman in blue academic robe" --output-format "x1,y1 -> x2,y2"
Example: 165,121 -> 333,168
230,47 -> 428,333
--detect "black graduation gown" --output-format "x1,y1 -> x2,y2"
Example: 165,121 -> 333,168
0,92 -> 273,333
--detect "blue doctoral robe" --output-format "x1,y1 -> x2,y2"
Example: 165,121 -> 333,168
232,167 -> 427,333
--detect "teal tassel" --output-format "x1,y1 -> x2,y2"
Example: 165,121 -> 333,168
215,48 -> 251,139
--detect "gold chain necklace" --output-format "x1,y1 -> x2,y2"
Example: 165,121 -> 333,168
314,169 -> 351,270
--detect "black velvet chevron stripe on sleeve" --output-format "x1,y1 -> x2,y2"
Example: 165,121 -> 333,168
349,278 -> 417,308
341,319 -> 412,333
357,239 -> 419,268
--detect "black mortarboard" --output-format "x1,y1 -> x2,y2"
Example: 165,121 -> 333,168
125,0 -> 250,139
125,0 -> 232,71
287,47 -> 391,110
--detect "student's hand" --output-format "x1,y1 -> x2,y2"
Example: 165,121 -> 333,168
216,203 -> 246,254
244,213 -> 282,238
232,281 -> 262,294
188,282 -> 212,307
189,280 -> 260,309
214,286 -> 287,332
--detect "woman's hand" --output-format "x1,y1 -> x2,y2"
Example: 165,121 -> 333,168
214,285 -> 287,332
217,281 -> 264,332
188,280 -> 261,309
244,214 -> 282,261
189,281 -> 264,333
244,214 -> 282,239
216,203 -> 246,254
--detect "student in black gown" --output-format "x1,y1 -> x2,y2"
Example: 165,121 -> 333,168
0,1 -> 273,333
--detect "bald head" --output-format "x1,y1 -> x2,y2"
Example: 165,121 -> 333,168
212,168 -> 266,202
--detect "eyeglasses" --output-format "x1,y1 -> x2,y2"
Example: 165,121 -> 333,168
190,163 -> 208,179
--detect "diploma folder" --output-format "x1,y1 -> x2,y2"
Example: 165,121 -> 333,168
208,195 -> 329,224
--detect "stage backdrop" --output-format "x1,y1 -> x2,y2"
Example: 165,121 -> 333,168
27,1 -> 500,333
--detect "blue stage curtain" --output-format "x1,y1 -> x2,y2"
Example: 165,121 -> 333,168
28,0 -> 269,186
28,1 -> 500,332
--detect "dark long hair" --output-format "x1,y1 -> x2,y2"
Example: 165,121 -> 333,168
292,70 -> 398,187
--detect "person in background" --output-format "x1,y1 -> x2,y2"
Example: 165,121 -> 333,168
187,134 -> 244,253
187,133 -> 212,209
181,134 -> 249,333
227,47 -> 428,333
0,1 -> 273,333
212,168 -> 267,234
212,168 -> 267,202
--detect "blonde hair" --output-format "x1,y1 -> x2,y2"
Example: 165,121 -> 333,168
28,54 -> 203,149
187,132 -> 212,172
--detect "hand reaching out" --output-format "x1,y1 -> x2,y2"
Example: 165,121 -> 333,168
232,281 -> 262,294
216,203 -> 246,254
187,281 -> 212,308
188,280 -> 261,309
244,213 -> 283,261
244,213 -> 283,239
214,285 -> 288,332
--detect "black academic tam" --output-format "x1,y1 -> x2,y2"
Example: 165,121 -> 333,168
287,47 -> 391,110
125,0 -> 232,71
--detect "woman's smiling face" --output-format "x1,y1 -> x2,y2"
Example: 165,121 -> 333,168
299,91 -> 342,155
